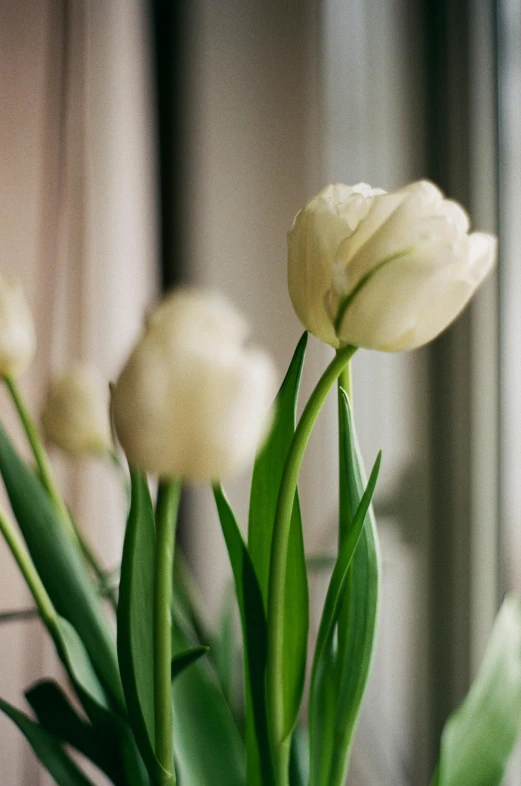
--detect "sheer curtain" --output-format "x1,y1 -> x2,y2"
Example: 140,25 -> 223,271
0,1 -> 156,782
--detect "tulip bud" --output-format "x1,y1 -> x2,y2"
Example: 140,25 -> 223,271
41,364 -> 113,456
112,289 -> 277,482
0,275 -> 36,377
288,180 -> 497,351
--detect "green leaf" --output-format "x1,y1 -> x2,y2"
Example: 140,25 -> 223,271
171,646 -> 209,681
54,616 -> 109,709
0,425 -> 123,711
173,549 -> 213,646
248,332 -> 309,742
25,680 -> 120,782
212,586 -> 237,708
435,595 -> 521,786
52,617 -> 149,786
312,451 -> 381,675
76,694 -> 149,786
214,486 -> 273,785
310,390 -> 381,786
117,468 -> 167,783
0,696 -> 94,786
249,332 -> 307,606
309,448 -> 381,786
290,724 -> 310,786
171,624 -> 246,786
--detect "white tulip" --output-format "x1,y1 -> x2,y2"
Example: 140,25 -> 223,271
288,180 -> 497,351
41,364 -> 112,456
0,275 -> 36,377
112,289 -> 277,481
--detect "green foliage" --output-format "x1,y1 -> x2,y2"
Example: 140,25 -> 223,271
117,468 -> 167,783
0,424 -> 123,711
25,680 -> 120,783
171,646 -> 209,681
248,332 -> 309,743
171,624 -> 246,786
54,616 -> 148,786
214,485 -> 273,785
289,725 -> 310,786
434,596 -> 521,786
309,390 -> 381,786
0,696 -> 95,786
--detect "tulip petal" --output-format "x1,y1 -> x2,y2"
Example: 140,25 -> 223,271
288,196 -> 355,347
337,241 -> 483,351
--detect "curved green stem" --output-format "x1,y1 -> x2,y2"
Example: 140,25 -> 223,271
154,479 -> 181,785
266,343 -> 356,784
3,375 -> 73,535
3,375 -> 115,607
338,356 -> 352,402
0,505 -> 56,630
337,354 -> 353,553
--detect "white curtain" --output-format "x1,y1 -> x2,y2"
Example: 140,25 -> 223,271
0,1 -> 156,782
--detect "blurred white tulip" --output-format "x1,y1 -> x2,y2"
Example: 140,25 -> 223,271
41,364 -> 112,456
288,180 -> 496,351
113,289 -> 277,481
0,275 -> 36,377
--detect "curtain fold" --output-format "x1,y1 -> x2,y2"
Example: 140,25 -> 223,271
0,2 -> 157,782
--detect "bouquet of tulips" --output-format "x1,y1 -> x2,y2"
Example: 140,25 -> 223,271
0,180 -> 519,786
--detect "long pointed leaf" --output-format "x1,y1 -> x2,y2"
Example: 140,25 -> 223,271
249,332 -> 307,605
248,333 -> 309,743
0,697 -> 94,786
310,390 -> 381,786
54,615 -> 110,707
51,617 -> 148,786
117,468 -> 167,783
435,595 -> 521,786
171,646 -> 209,681
312,451 -> 381,674
0,425 -> 123,710
309,447 -> 381,785
335,392 -> 380,779
214,485 -> 274,785
25,680 -> 120,782
171,624 -> 246,786
53,617 -> 148,786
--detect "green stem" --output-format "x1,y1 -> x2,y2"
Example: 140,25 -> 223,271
154,479 -> 182,785
3,375 -> 115,607
338,357 -> 352,402
266,343 -> 356,784
337,355 -> 353,553
0,505 -> 56,630
3,375 -> 73,535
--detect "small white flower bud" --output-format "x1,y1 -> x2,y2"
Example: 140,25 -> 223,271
41,364 -> 112,456
0,275 -> 36,377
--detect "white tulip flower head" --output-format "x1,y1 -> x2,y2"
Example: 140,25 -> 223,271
113,289 -> 277,482
288,180 -> 497,351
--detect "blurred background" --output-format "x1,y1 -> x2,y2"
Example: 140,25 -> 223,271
0,0 -> 517,783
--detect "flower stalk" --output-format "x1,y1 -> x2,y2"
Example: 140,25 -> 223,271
0,505 -> 56,631
153,479 -> 182,785
3,374 -> 74,535
3,374 -> 115,606
267,342 -> 356,785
